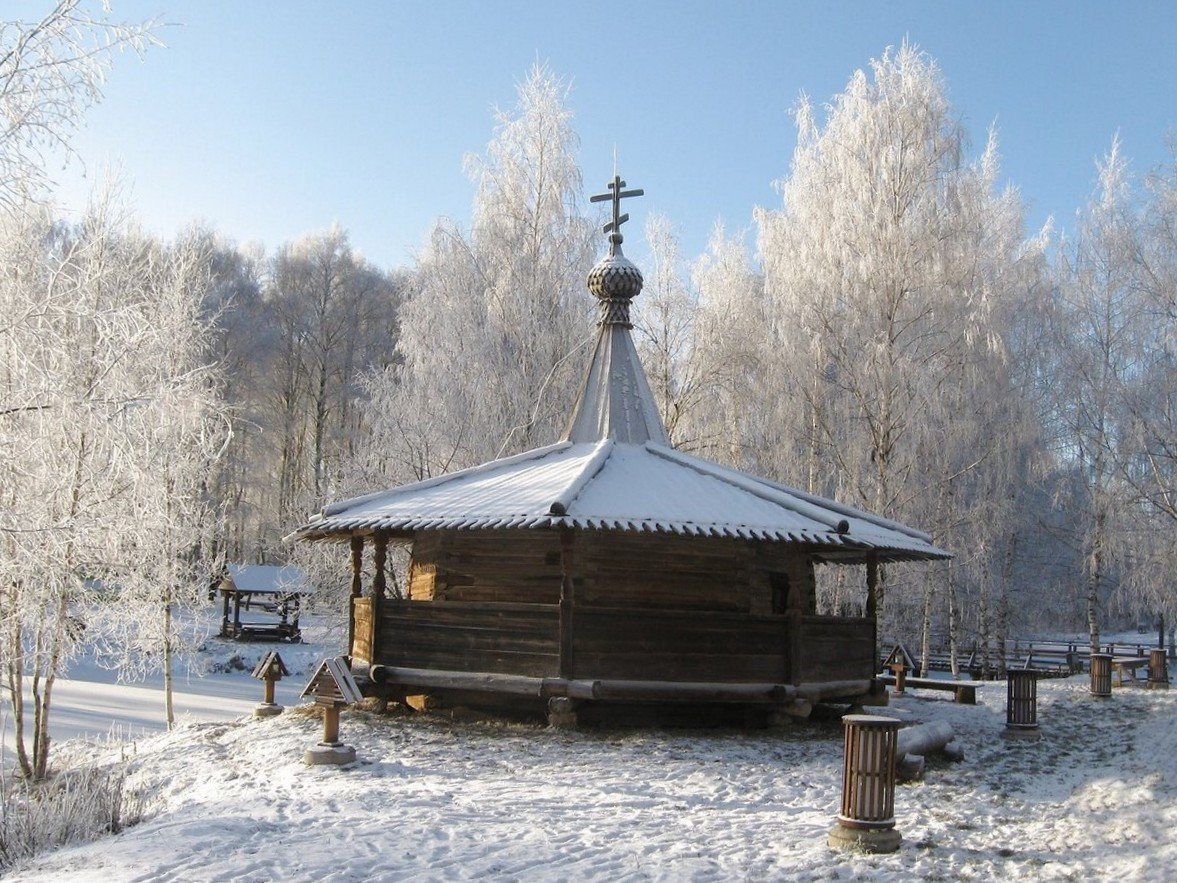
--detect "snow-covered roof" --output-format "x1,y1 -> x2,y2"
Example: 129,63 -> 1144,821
224,564 -> 309,594
291,193 -> 949,564
293,436 -> 947,561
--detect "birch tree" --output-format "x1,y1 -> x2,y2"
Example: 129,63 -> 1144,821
1053,139 -> 1142,653
0,198 -> 226,774
0,0 -> 157,213
357,63 -> 596,485
633,213 -> 715,446
91,230 -> 229,729
756,43 -> 1046,635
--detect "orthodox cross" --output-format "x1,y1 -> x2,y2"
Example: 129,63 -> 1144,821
590,174 -> 644,238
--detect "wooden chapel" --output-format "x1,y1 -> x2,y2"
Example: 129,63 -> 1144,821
290,175 -> 950,725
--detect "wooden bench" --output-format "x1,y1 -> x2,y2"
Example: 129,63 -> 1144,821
1112,656 -> 1150,686
878,673 -> 977,704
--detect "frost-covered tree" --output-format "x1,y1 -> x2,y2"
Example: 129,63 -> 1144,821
0,1 -> 157,212
91,230 -> 229,730
633,213 -> 715,446
756,43 -> 1047,636
687,226 -> 769,469
355,63 -> 596,486
1052,139 -> 1145,653
0,196 -> 227,774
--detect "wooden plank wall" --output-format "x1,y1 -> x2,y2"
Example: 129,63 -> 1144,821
352,597 -> 374,664
794,615 -> 875,682
375,599 -> 560,677
572,607 -> 787,682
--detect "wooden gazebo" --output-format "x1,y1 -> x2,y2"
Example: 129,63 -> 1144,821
290,176 -> 950,726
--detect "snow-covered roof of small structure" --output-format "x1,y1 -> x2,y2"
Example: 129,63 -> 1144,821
291,177 -> 949,564
223,564 -> 309,594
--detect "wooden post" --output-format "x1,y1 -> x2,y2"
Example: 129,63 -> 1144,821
865,557 -> 879,619
865,556 -> 879,669
371,531 -> 387,663
220,587 -> 230,637
558,528 -> 575,680
264,677 -> 276,705
828,714 -> 902,853
347,535 -> 364,660
372,532 -> 388,601
889,661 -> 907,694
232,591 -> 242,637
322,704 -> 341,745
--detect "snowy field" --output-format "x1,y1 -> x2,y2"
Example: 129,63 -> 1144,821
1,616 -> 342,752
6,668 -> 1176,881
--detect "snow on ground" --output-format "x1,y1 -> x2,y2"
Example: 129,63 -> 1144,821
7,673 -> 1177,882
1,613 -> 343,752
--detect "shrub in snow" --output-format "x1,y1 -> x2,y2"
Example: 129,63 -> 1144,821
0,759 -> 148,872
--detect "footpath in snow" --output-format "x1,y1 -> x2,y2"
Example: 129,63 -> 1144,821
8,673 -> 1177,882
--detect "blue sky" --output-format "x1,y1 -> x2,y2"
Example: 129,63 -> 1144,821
39,1 -> 1177,269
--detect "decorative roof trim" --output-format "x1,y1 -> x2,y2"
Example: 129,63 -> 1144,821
292,510 -> 950,559
548,437 -> 614,515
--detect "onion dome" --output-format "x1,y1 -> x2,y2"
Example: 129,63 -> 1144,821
588,235 -> 643,326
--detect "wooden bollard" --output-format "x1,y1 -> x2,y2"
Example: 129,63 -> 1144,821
1148,648 -> 1170,690
251,651 -> 290,717
1004,669 -> 1039,740
1090,653 -> 1112,697
301,657 -> 363,766
828,714 -> 902,854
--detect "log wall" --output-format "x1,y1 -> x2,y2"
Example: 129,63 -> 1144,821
794,615 -> 876,683
408,531 -> 562,603
375,599 -> 560,677
571,608 -> 787,681
406,529 -> 819,614
361,598 -> 876,687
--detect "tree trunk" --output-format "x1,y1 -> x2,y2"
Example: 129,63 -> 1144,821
947,564 -> 959,678
164,601 -> 175,729
919,570 -> 934,679
1088,507 -> 1105,656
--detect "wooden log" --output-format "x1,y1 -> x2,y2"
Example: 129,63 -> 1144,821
589,679 -> 794,704
896,721 -> 956,760
795,679 -> 874,701
369,665 -> 550,697
896,753 -> 926,782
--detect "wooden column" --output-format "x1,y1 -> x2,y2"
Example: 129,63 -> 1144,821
347,535 -> 364,661
558,528 -> 575,680
865,557 -> 879,619
371,531 -> 388,662
865,556 -> 880,668
322,704 -> 341,745
220,588 -> 230,637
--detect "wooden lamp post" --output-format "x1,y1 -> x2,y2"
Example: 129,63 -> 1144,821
301,656 -> 363,766
251,651 -> 290,717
